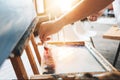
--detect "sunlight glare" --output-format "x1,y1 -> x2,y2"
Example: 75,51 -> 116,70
36,0 -> 44,13
56,0 -> 74,12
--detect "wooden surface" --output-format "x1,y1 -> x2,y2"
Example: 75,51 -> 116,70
0,0 -> 36,66
31,33 -> 41,66
38,41 -> 85,46
103,26 -> 120,40
25,43 -> 39,74
10,57 -> 28,79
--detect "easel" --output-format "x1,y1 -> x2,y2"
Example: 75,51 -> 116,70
9,18 -> 41,79
0,0 -> 49,79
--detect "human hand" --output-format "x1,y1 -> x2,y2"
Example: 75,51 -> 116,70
87,9 -> 104,21
87,13 -> 99,21
38,20 -> 63,43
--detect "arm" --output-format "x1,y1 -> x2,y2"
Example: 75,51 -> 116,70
39,0 -> 114,43
56,0 -> 113,26
88,4 -> 113,21
87,9 -> 105,21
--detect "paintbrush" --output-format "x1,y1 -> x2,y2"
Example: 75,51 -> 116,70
43,41 -> 55,74
43,41 -> 49,50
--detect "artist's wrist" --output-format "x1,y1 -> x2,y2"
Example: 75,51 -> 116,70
55,17 -> 66,29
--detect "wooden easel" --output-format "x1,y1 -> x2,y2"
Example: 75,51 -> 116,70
9,18 -> 42,79
0,0 -> 50,79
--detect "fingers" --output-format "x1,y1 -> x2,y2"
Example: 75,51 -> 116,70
87,12 -> 99,21
38,24 -> 43,43
38,23 -> 50,43
88,16 -> 98,21
39,34 -> 51,44
39,33 -> 46,44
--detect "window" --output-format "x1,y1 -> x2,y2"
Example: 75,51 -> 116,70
35,0 -> 45,15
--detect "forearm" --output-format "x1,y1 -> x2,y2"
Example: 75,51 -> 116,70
56,0 -> 113,27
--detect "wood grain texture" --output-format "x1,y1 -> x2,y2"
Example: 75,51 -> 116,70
0,0 -> 36,66
31,33 -> 41,65
25,43 -> 39,74
10,57 -> 28,79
